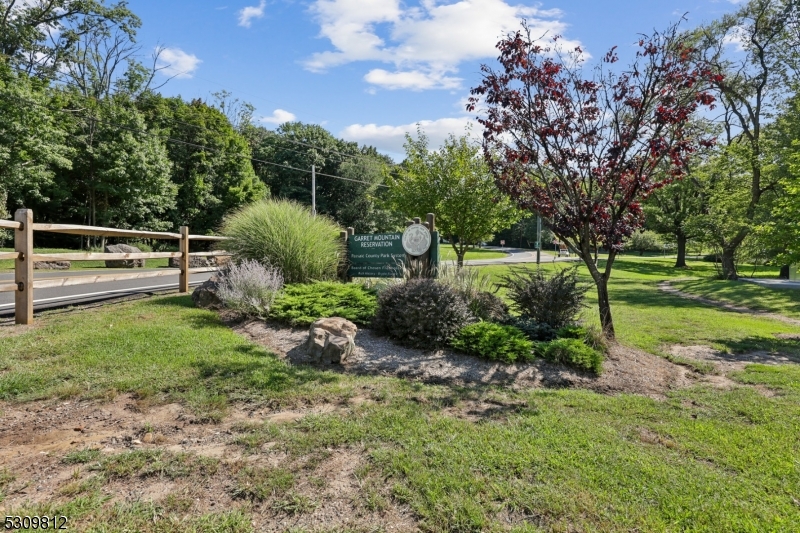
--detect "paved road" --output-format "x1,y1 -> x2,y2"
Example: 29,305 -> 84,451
0,269 -> 215,316
451,247 -> 579,266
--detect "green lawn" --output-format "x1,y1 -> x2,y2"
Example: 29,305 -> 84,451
439,246 -> 509,262
673,278 -> 800,320
0,247 -> 171,271
1,256 -> 799,531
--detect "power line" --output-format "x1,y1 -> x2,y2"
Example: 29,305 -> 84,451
11,64 -> 385,167
7,91 -> 390,189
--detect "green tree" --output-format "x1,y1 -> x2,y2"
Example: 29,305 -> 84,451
0,0 -> 139,79
644,177 -> 704,267
389,130 -> 522,267
139,95 -> 267,235
0,62 -> 72,214
246,122 -> 393,232
691,0 -> 800,278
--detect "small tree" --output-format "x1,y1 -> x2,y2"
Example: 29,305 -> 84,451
470,21 -> 717,337
389,130 -> 522,267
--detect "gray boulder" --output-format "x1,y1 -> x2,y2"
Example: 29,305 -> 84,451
34,261 -> 71,270
306,317 -> 357,364
104,244 -> 145,268
191,276 -> 223,309
168,256 -> 214,269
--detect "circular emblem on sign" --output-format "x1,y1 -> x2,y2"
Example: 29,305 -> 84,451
402,224 -> 432,256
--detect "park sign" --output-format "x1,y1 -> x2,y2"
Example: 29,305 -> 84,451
347,228 -> 439,278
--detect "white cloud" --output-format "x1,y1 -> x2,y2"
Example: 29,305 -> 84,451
260,109 -> 297,124
155,47 -> 202,78
306,0 -> 581,91
340,116 -> 478,158
364,68 -> 461,90
238,0 -> 266,28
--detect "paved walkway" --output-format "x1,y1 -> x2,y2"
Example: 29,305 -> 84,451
741,278 -> 800,289
449,247 -> 580,267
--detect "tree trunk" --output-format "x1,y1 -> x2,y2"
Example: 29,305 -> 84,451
596,277 -> 615,339
720,247 -> 738,280
457,251 -> 465,269
675,233 -> 687,268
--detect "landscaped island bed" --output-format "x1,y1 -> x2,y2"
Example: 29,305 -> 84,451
1,257 -> 799,532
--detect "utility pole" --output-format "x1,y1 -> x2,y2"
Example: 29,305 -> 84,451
311,164 -> 316,216
536,214 -> 542,265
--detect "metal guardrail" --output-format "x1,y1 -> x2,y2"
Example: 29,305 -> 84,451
5,208 -> 230,325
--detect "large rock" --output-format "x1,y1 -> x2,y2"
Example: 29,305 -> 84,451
305,317 -> 357,364
168,256 -> 214,269
104,244 -> 145,268
34,261 -> 71,270
192,276 -> 223,309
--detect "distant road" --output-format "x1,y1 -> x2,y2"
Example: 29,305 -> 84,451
453,247 -> 579,266
0,269 -> 214,316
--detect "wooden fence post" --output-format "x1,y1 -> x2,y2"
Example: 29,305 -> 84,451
15,209 -> 33,325
179,226 -> 189,293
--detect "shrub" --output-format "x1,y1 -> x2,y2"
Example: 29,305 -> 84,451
499,266 -> 588,329
270,282 -> 377,327
583,324 -> 609,354
628,230 -> 663,255
217,260 -> 284,317
221,199 -> 343,284
437,265 -> 507,322
372,278 -> 475,348
542,339 -> 603,374
556,325 -> 587,340
451,322 -> 534,364
504,316 -> 557,341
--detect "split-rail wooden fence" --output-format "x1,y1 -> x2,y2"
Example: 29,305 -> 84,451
0,208 -> 228,325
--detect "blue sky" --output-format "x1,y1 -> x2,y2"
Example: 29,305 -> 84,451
130,0 -> 744,160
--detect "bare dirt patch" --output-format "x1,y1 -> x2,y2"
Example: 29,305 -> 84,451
0,394 -> 419,531
669,344 -> 796,373
234,319 -> 705,400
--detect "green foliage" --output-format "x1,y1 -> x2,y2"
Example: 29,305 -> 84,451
221,199 -> 343,284
500,266 -> 589,329
373,278 -> 475,348
627,230 -> 664,255
270,282 -> 377,327
505,316 -> 558,341
543,338 -> 604,374
451,322 -> 534,364
245,121 -> 395,232
388,129 -> 522,264
556,325 -> 588,340
436,264 -> 507,322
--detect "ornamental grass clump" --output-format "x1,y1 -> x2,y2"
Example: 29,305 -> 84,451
221,199 -> 343,284
217,260 -> 284,318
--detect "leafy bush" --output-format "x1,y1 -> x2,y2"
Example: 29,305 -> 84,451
372,278 -> 475,348
628,230 -> 663,255
504,316 -> 557,341
270,282 -> 377,327
217,260 -> 284,317
542,339 -> 604,374
437,265 -> 507,322
556,325 -> 587,340
451,322 -> 534,364
221,199 -> 343,284
500,266 -> 588,329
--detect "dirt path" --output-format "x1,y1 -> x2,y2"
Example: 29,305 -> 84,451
657,281 -> 800,326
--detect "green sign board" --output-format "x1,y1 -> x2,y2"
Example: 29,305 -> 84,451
347,232 -> 439,278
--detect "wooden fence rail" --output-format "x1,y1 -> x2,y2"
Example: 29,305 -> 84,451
6,208 -> 230,325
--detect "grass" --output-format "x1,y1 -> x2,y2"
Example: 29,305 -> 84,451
0,247 -> 170,271
1,256 -> 799,531
673,278 -> 800,320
